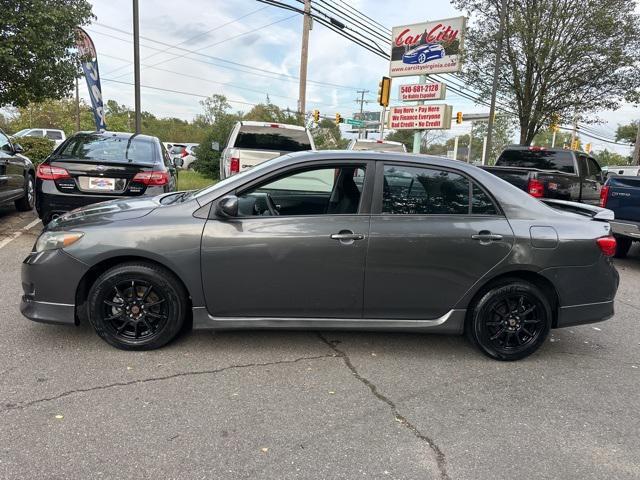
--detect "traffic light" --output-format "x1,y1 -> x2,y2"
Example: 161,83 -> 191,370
549,114 -> 560,132
456,111 -> 463,124
571,139 -> 580,150
377,76 -> 391,107
585,143 -> 592,153
335,113 -> 342,125
312,109 -> 320,123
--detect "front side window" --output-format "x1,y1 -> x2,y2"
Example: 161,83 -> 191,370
383,165 -> 470,215
45,131 -> 63,140
25,129 -> 44,138
239,165 -> 366,216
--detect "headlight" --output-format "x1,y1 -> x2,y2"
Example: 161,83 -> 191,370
35,231 -> 84,253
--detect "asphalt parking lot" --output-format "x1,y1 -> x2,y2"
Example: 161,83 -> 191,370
0,207 -> 639,480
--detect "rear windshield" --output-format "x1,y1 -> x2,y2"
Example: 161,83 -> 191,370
608,176 -> 640,188
56,134 -> 157,164
352,141 -> 406,152
497,149 -> 575,173
235,125 -> 311,152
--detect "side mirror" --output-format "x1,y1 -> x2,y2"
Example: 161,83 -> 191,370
13,143 -> 24,154
215,195 -> 239,218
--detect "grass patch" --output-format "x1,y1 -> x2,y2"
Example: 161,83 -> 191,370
177,170 -> 216,191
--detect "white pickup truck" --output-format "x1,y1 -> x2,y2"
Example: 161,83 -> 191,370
220,121 -> 315,179
12,128 -> 67,148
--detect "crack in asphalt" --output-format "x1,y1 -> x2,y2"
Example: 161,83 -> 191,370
317,333 -> 450,480
1,353 -> 337,413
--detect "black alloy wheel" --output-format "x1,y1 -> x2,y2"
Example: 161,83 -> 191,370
467,280 -> 552,361
88,263 -> 186,350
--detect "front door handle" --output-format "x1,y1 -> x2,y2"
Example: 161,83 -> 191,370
472,231 -> 503,242
330,230 -> 365,243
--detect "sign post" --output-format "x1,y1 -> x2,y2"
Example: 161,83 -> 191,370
413,75 -> 427,153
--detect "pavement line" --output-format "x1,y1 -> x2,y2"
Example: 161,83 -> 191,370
0,218 -> 42,250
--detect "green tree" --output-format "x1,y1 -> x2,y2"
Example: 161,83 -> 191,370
532,129 -> 575,149
454,0 -> 640,145
594,149 -> 631,166
615,121 -> 639,144
1,1 -> 94,107
8,98 -> 94,135
473,115 -> 516,162
312,118 -> 348,150
385,129 -> 418,151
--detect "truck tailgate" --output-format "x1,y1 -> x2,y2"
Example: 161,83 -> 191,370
606,177 -> 640,222
238,150 -> 283,171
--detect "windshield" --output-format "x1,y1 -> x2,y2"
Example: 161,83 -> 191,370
235,126 -> 311,152
352,141 -> 406,152
55,134 -> 157,164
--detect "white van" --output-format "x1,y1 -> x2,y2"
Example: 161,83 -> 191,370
220,121 -> 315,178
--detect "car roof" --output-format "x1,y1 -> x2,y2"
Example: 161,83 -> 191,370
353,139 -> 404,146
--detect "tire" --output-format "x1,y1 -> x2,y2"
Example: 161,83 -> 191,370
466,279 -> 552,361
418,52 -> 427,64
87,262 -> 187,350
614,236 -> 632,259
14,174 -> 35,212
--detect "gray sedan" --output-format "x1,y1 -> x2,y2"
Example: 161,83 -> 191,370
21,151 -> 619,360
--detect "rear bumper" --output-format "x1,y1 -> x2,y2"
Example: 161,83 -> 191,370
35,180 -> 165,218
610,220 -> 640,240
21,249 -> 89,325
556,300 -> 615,328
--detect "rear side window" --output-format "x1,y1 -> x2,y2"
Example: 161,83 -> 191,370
472,184 -> 498,214
46,131 -> 63,140
497,149 -> 575,174
235,125 -> 311,152
383,165 -> 470,215
26,129 -> 44,138
56,134 -> 157,164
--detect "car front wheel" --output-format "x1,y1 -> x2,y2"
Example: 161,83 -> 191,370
87,262 -> 187,350
466,279 -> 552,361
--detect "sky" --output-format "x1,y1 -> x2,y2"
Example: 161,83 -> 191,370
80,0 -> 638,155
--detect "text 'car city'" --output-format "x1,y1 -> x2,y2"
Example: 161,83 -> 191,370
21,151 -> 619,361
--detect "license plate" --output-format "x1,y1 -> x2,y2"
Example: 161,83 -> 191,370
548,182 -> 558,190
87,177 -> 116,191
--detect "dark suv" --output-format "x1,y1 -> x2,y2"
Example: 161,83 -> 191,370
0,128 -> 35,212
36,131 -> 178,224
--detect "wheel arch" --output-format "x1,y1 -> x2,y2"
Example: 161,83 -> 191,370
75,255 -> 193,329
462,270 -> 560,329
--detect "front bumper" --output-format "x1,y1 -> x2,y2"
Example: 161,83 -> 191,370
610,220 -> 640,240
21,249 -> 89,325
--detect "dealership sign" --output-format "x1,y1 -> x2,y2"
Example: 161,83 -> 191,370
389,17 -> 466,77
399,82 -> 446,102
388,104 -> 453,130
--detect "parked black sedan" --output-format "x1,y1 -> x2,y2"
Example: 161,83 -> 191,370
0,128 -> 35,212
21,151 -> 619,360
35,131 -> 177,224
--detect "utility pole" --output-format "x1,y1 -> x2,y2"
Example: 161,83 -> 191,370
467,121 -> 474,163
453,136 -> 459,160
355,89 -> 369,138
413,75 -> 427,153
633,122 -> 640,165
75,76 -> 80,132
133,0 -> 142,134
486,0 -> 507,159
298,0 -> 312,117
570,115 -> 578,147
551,129 -> 557,148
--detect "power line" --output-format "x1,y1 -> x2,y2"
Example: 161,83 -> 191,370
89,23 -> 364,91
108,13 -> 298,81
103,6 -> 270,76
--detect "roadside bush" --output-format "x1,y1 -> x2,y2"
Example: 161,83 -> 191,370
12,136 -> 54,164
192,130 -> 221,180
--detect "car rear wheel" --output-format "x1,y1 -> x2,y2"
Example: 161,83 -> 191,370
466,279 -> 552,361
418,52 -> 427,63
87,262 -> 187,350
614,236 -> 632,258
14,174 -> 34,211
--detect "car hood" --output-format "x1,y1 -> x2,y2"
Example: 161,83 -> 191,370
48,196 -> 161,230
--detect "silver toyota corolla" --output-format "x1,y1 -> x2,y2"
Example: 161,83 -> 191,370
21,151 -> 619,360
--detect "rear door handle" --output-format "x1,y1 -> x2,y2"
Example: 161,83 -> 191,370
472,232 -> 503,242
330,230 -> 365,242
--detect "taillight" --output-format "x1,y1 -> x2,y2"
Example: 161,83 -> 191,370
599,185 -> 610,208
596,236 -> 616,257
527,178 -> 544,198
230,157 -> 240,174
132,171 -> 169,186
36,164 -> 71,180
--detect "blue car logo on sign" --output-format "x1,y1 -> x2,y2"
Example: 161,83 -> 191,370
402,43 -> 446,65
